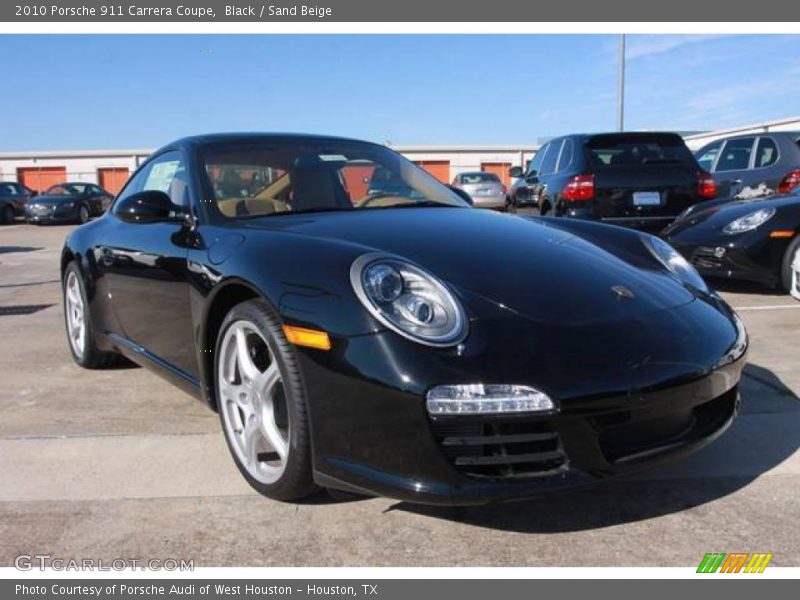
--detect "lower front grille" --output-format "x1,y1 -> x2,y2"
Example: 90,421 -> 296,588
430,419 -> 568,479
691,246 -> 724,270
597,387 -> 738,463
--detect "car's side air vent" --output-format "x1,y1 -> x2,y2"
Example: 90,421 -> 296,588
430,419 -> 568,479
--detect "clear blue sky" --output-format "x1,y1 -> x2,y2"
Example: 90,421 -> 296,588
1,34 -> 799,150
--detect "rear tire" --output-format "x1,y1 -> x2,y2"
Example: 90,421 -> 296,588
505,197 -> 517,214
63,262 -> 123,369
780,236 -> 800,294
215,298 -> 318,501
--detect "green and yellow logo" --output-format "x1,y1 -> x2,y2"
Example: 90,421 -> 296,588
697,552 -> 773,573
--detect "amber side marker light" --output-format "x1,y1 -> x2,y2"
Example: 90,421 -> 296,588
283,325 -> 332,350
769,230 -> 795,238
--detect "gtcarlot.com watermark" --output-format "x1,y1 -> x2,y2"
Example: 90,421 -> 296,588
14,553 -> 194,571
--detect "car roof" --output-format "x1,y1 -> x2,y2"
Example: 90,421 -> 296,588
157,132 -> 381,154
700,131 -> 800,144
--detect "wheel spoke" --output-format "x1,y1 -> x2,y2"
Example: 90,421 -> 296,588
242,415 -> 260,469
254,361 -> 280,396
262,406 -> 288,460
234,326 -> 260,382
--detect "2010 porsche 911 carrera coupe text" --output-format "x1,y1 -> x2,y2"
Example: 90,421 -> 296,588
61,134 -> 748,505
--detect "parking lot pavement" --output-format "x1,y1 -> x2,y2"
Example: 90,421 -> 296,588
1,221 -> 799,567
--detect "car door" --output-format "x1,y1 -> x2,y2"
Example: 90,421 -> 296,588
748,136 -> 784,195
533,139 -> 563,215
712,137 -> 756,198
515,142 -> 548,208
98,150 -> 199,379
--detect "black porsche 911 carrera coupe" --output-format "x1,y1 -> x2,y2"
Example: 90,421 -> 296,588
663,191 -> 800,296
61,134 -> 747,505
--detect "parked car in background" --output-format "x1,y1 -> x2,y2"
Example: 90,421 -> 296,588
451,171 -> 506,209
508,132 -> 716,230
693,132 -> 800,202
0,181 -> 34,224
61,133 -> 745,505
25,182 -> 113,225
663,190 -> 800,294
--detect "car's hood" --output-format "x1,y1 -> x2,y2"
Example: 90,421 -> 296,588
664,192 -> 800,236
242,207 -> 694,325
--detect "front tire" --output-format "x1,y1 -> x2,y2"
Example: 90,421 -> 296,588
2,204 -> 14,224
781,236 -> 800,295
505,196 -> 517,214
77,205 -> 89,224
63,262 -> 121,368
215,299 -> 318,501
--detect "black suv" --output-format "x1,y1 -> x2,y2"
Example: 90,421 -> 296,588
507,132 -> 716,230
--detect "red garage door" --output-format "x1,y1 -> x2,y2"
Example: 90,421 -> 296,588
17,167 -> 66,194
340,164 -> 376,204
481,162 -> 512,186
98,168 -> 130,195
413,160 -> 450,184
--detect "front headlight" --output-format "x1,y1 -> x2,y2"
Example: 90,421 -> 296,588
350,253 -> 467,347
644,235 -> 708,292
723,207 -> 776,234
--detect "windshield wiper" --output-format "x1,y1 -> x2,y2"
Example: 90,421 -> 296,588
370,200 -> 455,209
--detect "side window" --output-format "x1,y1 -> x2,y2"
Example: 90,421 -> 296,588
754,138 -> 779,168
113,165 -> 149,210
142,152 -> 188,207
0,183 -> 14,196
526,145 -> 546,177
556,139 -> 574,172
716,138 -> 755,172
539,140 -> 562,176
696,141 -> 722,172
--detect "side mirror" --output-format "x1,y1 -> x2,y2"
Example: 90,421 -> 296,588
447,185 -> 473,206
509,166 -> 524,178
116,190 -> 181,224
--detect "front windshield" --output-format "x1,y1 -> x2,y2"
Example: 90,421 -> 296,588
201,140 -> 469,218
46,184 -> 84,196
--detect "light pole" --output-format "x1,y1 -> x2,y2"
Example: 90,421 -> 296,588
617,34 -> 626,132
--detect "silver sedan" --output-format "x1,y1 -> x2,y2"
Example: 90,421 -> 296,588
451,172 -> 507,209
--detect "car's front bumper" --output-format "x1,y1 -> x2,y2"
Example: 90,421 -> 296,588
471,195 -> 506,209
297,295 -> 746,505
666,231 -> 790,288
25,209 -> 78,224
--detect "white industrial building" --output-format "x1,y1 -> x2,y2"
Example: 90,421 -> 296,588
1,116 -> 798,195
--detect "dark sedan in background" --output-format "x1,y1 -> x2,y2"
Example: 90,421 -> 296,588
694,131 -> 800,200
0,181 -> 34,224
25,182 -> 113,225
663,191 -> 800,294
508,132 -> 716,230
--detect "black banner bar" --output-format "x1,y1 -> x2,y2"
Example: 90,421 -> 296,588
2,0 -> 798,22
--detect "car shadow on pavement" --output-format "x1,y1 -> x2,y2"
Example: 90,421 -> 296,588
0,246 -> 43,254
390,363 -> 800,532
708,278 -> 787,297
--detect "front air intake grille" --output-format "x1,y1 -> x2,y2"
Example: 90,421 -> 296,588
430,419 -> 568,479
691,247 -> 724,270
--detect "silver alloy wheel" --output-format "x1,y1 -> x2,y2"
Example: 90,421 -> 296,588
65,271 -> 86,358
218,320 -> 289,484
791,245 -> 800,301
79,206 -> 89,223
